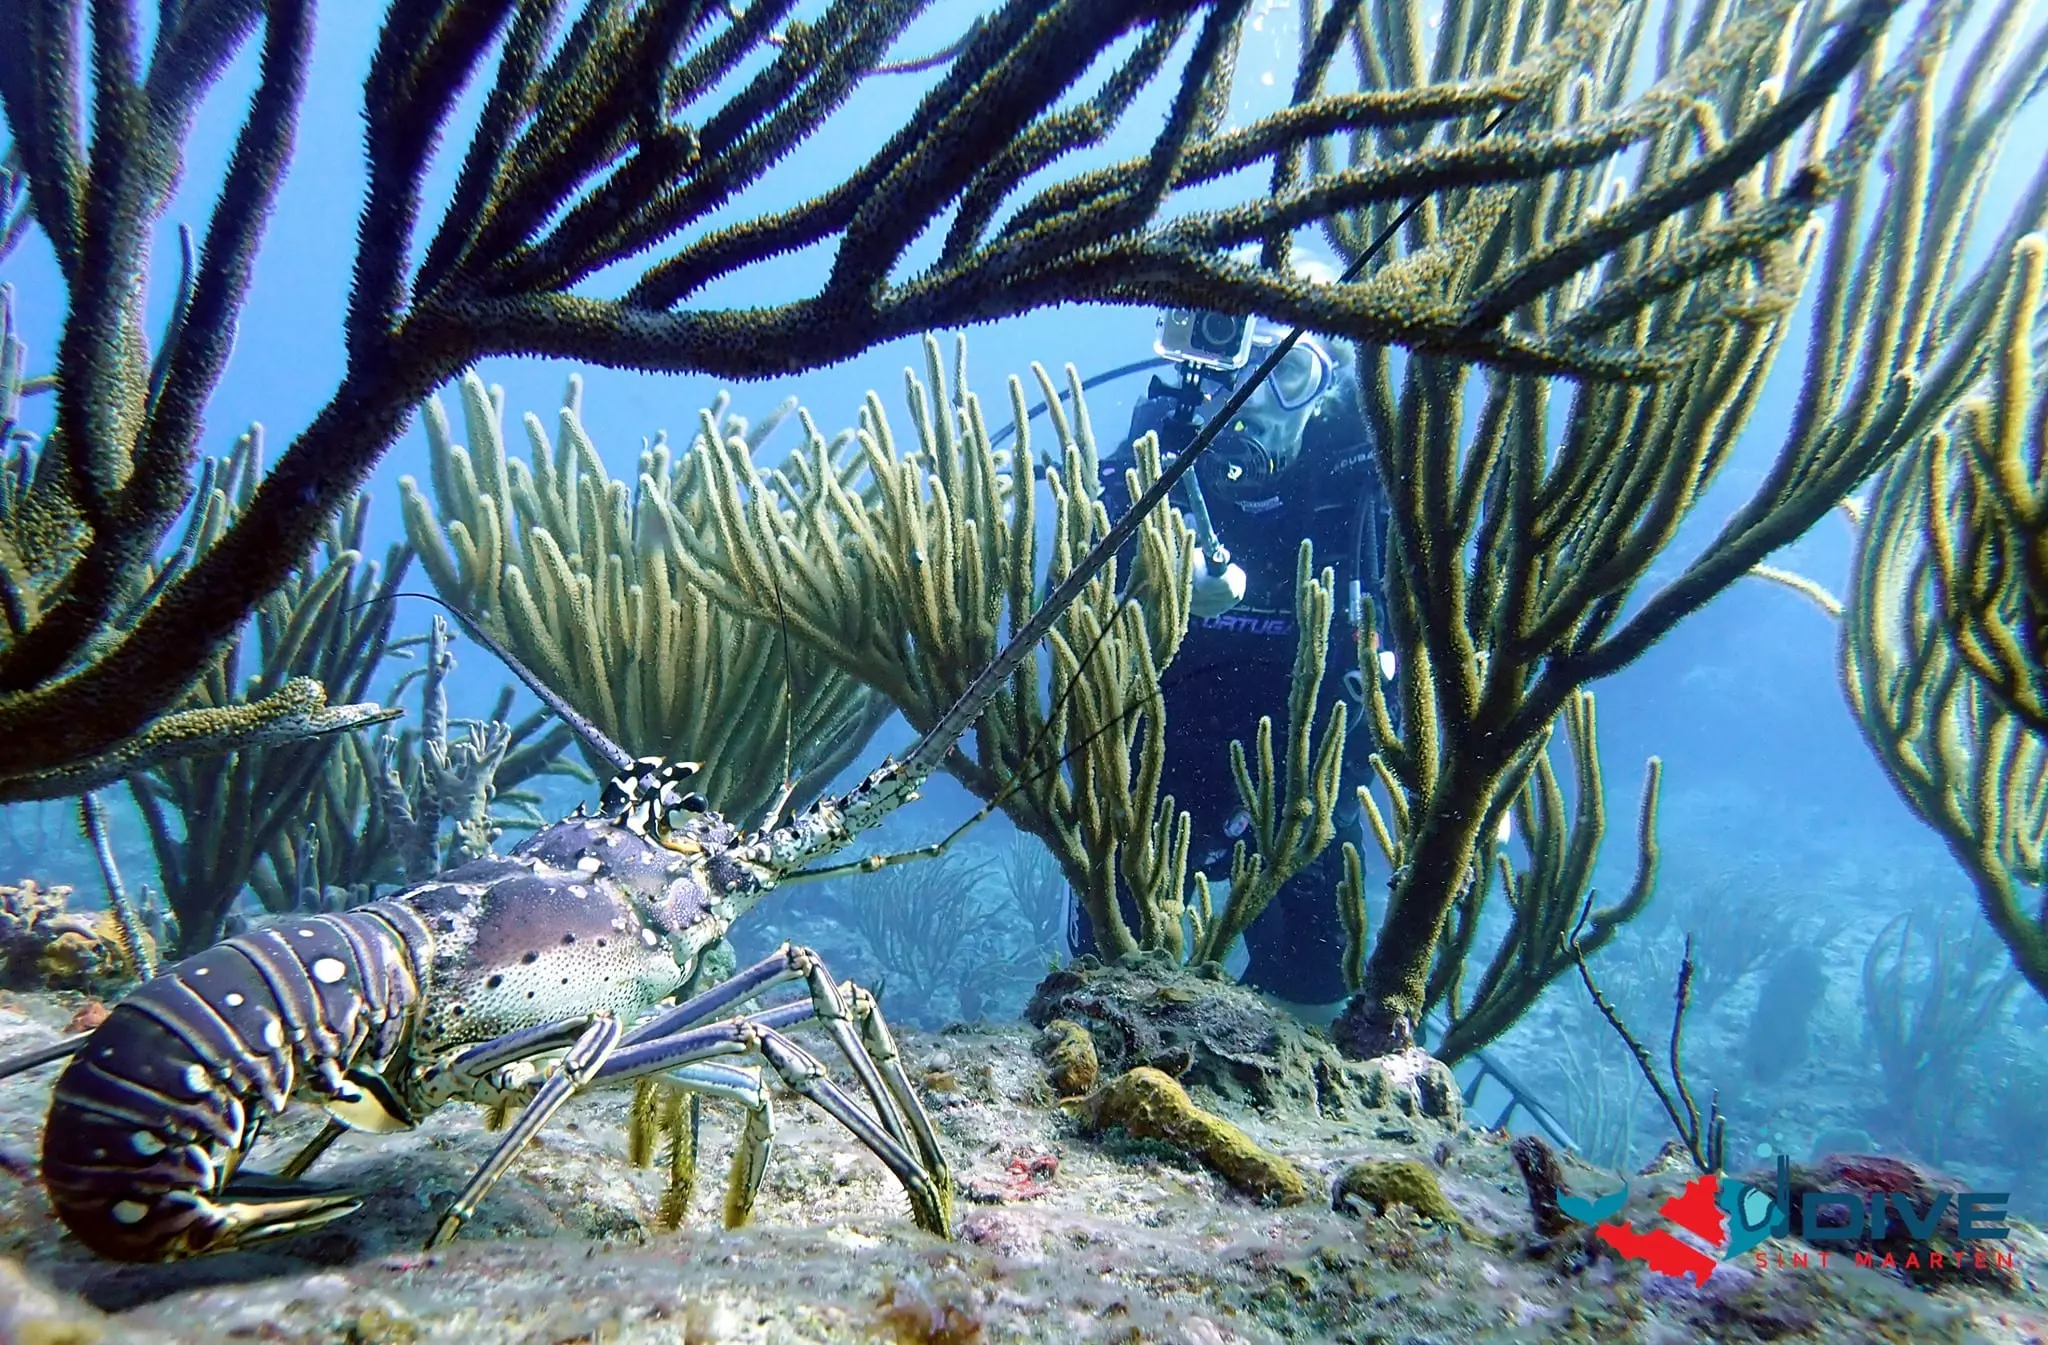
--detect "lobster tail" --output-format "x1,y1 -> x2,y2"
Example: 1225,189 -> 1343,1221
38,907 -> 430,1260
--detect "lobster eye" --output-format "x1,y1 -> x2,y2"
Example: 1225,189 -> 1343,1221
678,792 -> 708,813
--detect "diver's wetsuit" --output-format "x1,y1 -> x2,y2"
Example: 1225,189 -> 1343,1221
1072,375 -> 1391,1004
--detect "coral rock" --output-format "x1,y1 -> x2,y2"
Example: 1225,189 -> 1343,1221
1331,1158 -> 1468,1232
64,999 -> 110,1034
1036,1018 -> 1100,1096
1,879 -> 153,993
1086,1066 -> 1310,1204
1027,958 -> 1462,1129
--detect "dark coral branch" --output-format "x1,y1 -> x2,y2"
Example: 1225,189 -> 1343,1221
142,0 -> 264,128
415,0 -> 567,296
0,1 -> 87,274
511,0 -> 893,296
1456,0 -> 1909,333
0,0 -> 1894,804
135,0 -> 310,532
622,0 -> 1085,309
475,0 -> 743,276
351,0 -> 520,365
0,0 -> 305,700
938,18 -> 1184,271
66,0 -> 147,516
826,1 -> 1177,299
1571,915 -> 1724,1174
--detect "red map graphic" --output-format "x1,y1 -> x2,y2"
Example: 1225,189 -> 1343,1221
1594,1174 -> 1729,1286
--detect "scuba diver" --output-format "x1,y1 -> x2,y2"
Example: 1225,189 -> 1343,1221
1066,303 -> 1399,1008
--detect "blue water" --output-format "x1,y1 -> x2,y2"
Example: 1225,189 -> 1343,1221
5,0 -> 2047,1210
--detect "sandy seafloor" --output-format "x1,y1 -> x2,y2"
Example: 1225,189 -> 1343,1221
4,981 -> 2048,1345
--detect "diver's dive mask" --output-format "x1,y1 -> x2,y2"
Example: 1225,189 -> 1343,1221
1204,324 -> 1334,492
1255,323 -> 1334,412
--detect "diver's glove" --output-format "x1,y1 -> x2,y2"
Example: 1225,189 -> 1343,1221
1190,548 -> 1248,618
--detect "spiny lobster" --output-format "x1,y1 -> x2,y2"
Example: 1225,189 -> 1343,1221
0,333 -> 1301,1262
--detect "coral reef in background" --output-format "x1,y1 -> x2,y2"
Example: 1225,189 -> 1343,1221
1327,0 -> 2048,1059
402,372 -> 890,825
115,434 -> 576,950
663,337 -> 1362,976
804,850 -> 1009,1029
1745,944 -> 1827,1084
1859,912 -> 2021,1161
0,876 -> 152,992
257,611 -> 586,915
662,339 -> 1200,958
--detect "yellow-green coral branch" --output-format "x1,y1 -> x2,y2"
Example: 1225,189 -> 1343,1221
13,677 -> 397,803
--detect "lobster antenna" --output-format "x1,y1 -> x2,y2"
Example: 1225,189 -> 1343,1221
890,326 -> 1336,784
769,516 -> 797,821
372,591 -> 638,776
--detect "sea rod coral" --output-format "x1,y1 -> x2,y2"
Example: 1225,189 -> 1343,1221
1317,0 -> 2048,1059
0,0 -> 1882,801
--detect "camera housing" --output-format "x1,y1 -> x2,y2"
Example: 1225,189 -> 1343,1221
1155,308 -> 1254,371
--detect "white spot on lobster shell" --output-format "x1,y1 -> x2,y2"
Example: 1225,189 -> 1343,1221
312,957 -> 347,984
182,1064 -> 208,1094
111,1200 -> 150,1225
129,1131 -> 165,1156
224,992 -> 245,1007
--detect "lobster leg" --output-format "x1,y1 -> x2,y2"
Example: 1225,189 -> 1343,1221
841,981 -> 947,1217
620,945 -> 823,1047
655,1060 -> 779,1228
427,1014 -> 623,1248
277,1119 -> 349,1181
417,1016 -> 613,1110
602,1009 -> 949,1234
593,963 -> 951,1236
618,945 -> 917,1154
